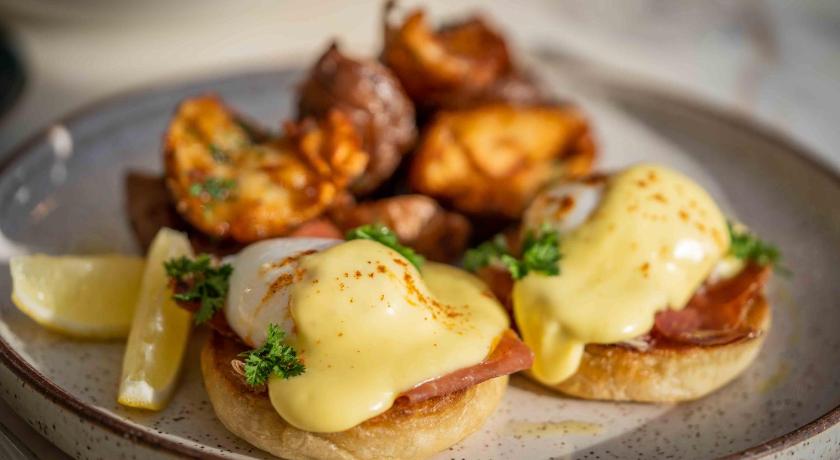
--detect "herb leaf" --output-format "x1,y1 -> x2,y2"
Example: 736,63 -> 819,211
728,221 -> 784,270
464,226 -> 561,280
164,254 -> 233,324
189,177 -> 236,201
208,144 -> 229,163
463,234 -> 509,273
240,324 -> 305,386
345,224 -> 425,270
520,228 -> 562,277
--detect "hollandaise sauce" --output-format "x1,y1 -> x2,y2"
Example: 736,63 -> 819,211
514,164 -> 730,385
260,240 -> 508,432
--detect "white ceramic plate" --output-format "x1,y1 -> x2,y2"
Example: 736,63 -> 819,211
0,67 -> 838,459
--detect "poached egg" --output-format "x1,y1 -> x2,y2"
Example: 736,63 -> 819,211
514,164 -> 733,385
224,238 -> 508,432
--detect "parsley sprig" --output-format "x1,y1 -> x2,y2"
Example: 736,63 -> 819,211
164,254 -> 233,324
728,221 -> 786,272
189,177 -> 236,201
240,324 -> 305,386
208,144 -> 229,163
345,224 -> 425,270
464,226 -> 561,280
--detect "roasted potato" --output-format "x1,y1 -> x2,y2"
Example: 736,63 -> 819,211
164,95 -> 367,242
298,43 -> 416,195
409,103 -> 595,218
126,172 -> 341,257
381,3 -> 544,112
124,172 -> 245,256
331,194 -> 471,262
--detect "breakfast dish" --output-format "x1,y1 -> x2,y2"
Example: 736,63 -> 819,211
3,59 -> 838,460
1,2 -> 833,460
469,164 -> 777,402
181,234 -> 531,459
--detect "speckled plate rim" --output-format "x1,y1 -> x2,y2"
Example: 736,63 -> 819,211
0,65 -> 838,460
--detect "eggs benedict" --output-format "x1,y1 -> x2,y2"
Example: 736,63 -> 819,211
468,164 -> 779,402
166,225 -> 532,459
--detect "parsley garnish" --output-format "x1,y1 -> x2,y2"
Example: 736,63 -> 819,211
728,221 -> 785,271
464,226 -> 561,280
240,324 -> 305,386
208,144 -> 229,163
164,254 -> 233,324
345,224 -> 425,270
189,177 -> 236,201
464,234 -> 518,275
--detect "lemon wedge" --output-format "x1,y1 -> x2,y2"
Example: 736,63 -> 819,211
118,228 -> 194,410
10,254 -> 145,339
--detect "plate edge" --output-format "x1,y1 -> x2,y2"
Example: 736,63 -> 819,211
0,66 -> 837,459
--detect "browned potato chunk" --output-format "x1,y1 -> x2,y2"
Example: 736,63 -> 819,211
382,3 -> 544,112
164,95 -> 367,242
298,43 -> 416,195
409,104 -> 595,218
125,172 -> 342,257
331,194 -> 471,262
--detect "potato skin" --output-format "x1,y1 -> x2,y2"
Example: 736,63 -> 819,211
298,43 -> 416,195
163,95 -> 367,243
409,103 -> 595,218
331,194 -> 471,262
382,5 -> 544,113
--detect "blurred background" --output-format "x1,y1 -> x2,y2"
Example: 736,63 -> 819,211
0,0 -> 838,457
0,0 -> 839,168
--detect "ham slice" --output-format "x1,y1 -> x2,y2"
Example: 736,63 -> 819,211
174,267 -> 532,404
653,263 -> 770,345
397,329 -> 533,404
478,260 -> 771,348
197,315 -> 532,404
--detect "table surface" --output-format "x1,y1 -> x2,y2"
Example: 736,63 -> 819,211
0,0 -> 838,458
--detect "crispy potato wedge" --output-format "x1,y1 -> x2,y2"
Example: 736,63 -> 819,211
409,103 -> 595,218
164,96 -> 367,242
125,173 -> 340,257
382,3 -> 544,111
331,194 -> 471,262
298,43 -> 416,195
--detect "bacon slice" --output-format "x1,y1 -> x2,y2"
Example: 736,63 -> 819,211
397,329 -> 533,404
652,263 -> 770,345
478,260 -> 771,348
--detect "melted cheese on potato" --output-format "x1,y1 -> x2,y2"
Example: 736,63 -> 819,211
227,239 -> 507,432
514,164 -> 729,385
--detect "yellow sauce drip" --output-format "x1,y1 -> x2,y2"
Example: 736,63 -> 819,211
268,240 -> 508,432
506,419 -> 602,437
759,362 -> 789,394
514,164 -> 730,385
